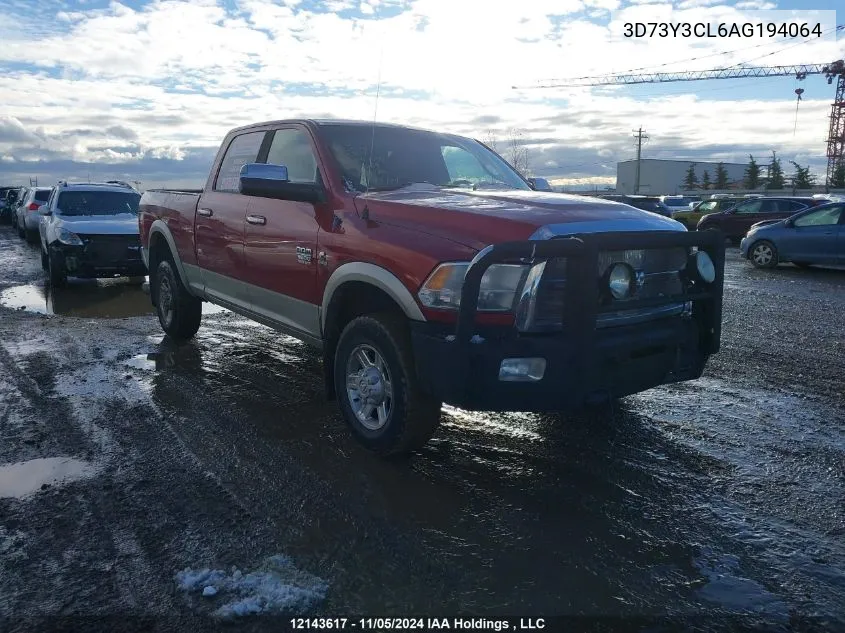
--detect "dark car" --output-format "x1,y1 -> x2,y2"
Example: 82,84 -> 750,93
671,197 -> 742,230
696,197 -> 825,241
740,202 -> 844,268
0,187 -> 23,223
597,194 -> 671,217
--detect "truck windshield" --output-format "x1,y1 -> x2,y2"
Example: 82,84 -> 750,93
319,124 -> 531,193
56,191 -> 141,216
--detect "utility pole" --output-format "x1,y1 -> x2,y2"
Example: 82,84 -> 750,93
632,127 -> 648,194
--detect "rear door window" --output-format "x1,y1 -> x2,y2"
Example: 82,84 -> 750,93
214,131 -> 267,192
34,190 -> 51,202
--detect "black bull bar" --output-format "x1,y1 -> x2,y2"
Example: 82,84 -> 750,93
450,230 -> 725,390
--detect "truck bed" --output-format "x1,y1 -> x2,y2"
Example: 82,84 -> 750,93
138,189 -> 202,268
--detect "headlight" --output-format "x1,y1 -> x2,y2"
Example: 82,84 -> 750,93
694,251 -> 715,283
57,228 -> 83,246
418,262 -> 529,311
607,263 -> 634,299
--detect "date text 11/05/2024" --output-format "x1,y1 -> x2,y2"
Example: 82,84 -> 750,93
289,618 -> 546,631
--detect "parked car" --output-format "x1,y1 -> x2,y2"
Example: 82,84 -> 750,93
15,187 -> 52,242
696,196 -> 825,241
672,198 -> 741,230
527,177 -> 553,192
660,195 -> 700,215
740,202 -> 844,268
597,194 -> 671,217
0,187 -> 23,224
9,187 -> 29,229
38,181 -> 145,287
139,118 -> 725,455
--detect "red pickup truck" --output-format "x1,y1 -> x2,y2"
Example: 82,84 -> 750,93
139,119 -> 725,455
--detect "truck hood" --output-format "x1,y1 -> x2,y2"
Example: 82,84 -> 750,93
56,213 -> 140,235
355,187 -> 685,250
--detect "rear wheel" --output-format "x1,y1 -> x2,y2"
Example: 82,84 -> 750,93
17,223 -> 25,239
334,313 -> 441,455
749,240 -> 778,269
155,259 -> 201,340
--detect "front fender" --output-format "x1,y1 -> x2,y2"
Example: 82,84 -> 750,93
320,262 -> 426,333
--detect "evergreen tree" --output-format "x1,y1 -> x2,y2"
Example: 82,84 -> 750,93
744,155 -> 760,189
682,163 -> 698,190
789,161 -> 815,189
768,151 -> 785,190
715,162 -> 729,189
702,170 -> 711,190
831,161 -> 845,189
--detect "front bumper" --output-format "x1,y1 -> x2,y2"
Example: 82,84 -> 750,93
52,237 -> 146,278
410,230 -> 725,412
739,236 -> 751,258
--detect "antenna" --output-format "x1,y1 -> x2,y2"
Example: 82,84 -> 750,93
362,13 -> 385,219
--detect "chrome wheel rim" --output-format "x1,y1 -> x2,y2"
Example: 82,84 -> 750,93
752,244 -> 773,266
158,275 -> 174,327
345,344 -> 393,430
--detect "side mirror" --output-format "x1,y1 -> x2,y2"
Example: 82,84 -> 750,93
238,163 -> 326,204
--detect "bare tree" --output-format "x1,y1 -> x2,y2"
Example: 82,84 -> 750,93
506,127 -> 530,177
482,129 -> 499,153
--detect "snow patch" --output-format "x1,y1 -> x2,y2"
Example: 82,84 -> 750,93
176,554 -> 328,618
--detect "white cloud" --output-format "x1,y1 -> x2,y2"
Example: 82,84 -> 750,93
0,0 -> 842,185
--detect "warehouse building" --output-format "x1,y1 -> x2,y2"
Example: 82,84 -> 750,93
616,159 -> 749,195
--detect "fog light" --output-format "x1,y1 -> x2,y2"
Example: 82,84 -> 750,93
499,358 -> 546,382
608,263 -> 634,299
695,251 -> 715,283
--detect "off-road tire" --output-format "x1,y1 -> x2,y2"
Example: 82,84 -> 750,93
749,240 -> 779,269
334,313 -> 441,456
47,247 -> 67,287
155,259 -> 201,340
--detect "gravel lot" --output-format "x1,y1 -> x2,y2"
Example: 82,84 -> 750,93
0,224 -> 843,632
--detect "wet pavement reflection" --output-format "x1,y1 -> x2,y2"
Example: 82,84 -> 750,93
0,280 -> 154,318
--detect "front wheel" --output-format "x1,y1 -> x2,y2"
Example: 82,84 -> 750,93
155,259 -> 201,340
749,240 -> 778,269
47,248 -> 67,287
334,313 -> 441,456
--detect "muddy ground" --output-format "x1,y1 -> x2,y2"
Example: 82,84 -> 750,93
0,225 -> 843,632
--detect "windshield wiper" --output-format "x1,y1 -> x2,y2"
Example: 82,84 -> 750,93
365,182 -> 441,193
471,182 -> 512,190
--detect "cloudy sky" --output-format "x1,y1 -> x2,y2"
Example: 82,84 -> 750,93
0,0 -> 842,190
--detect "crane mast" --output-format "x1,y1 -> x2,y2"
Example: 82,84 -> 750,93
515,60 -> 845,188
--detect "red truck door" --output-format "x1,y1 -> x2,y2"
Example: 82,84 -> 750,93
195,130 -> 266,310
242,126 -> 323,339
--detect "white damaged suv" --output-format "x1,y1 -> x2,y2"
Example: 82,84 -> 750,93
38,181 -> 145,287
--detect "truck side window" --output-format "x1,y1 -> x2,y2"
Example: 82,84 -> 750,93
213,131 -> 266,192
265,129 -> 319,184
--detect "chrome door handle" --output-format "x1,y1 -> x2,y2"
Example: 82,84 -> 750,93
197,208 -> 213,217
246,215 -> 266,225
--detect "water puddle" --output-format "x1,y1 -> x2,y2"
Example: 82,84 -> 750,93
0,281 -> 154,318
1,282 -> 227,318
0,457 -> 99,499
